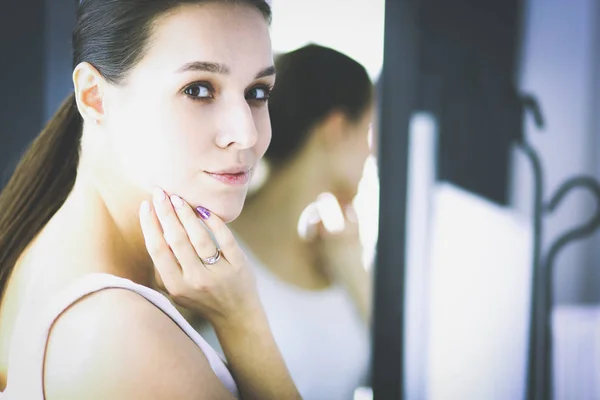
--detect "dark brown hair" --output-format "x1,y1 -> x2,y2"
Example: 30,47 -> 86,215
0,0 -> 272,301
266,44 -> 372,167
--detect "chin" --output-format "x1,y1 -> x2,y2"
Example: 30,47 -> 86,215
213,205 -> 243,224
196,194 -> 246,224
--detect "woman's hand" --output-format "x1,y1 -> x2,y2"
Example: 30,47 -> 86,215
139,187 -> 302,400
304,193 -> 373,323
139,187 -> 262,328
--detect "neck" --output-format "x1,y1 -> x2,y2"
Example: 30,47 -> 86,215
45,145 -> 155,287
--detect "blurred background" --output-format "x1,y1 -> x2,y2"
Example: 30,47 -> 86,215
2,0 -> 600,399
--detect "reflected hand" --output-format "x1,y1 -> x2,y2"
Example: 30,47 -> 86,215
302,193 -> 372,322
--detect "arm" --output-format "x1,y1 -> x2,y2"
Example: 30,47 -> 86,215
308,193 -> 373,324
44,289 -> 236,400
213,307 -> 300,400
181,302 -> 298,400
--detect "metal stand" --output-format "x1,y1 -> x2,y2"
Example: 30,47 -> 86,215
520,98 -> 600,400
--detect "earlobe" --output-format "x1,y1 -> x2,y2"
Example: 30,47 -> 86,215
73,62 -> 106,125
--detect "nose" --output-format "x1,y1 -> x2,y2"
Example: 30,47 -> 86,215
215,98 -> 258,150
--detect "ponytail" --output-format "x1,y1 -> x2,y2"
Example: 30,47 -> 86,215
0,94 -> 82,300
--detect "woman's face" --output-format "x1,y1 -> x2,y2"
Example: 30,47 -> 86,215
101,3 -> 274,222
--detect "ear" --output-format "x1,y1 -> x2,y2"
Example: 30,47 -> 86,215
73,62 -> 106,125
319,110 -> 349,149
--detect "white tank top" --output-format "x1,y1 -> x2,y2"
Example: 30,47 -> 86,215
0,273 -> 239,399
195,246 -> 371,400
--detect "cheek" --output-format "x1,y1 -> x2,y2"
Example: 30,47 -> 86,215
107,99 -> 211,193
340,139 -> 370,186
345,157 -> 367,186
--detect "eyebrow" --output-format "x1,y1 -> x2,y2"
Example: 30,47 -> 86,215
177,62 -> 276,79
255,65 -> 276,79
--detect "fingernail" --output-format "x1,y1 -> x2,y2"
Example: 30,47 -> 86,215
153,187 -> 166,202
170,195 -> 184,208
140,201 -> 151,213
196,206 -> 211,220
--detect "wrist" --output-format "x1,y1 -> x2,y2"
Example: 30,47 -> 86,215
211,298 -> 269,335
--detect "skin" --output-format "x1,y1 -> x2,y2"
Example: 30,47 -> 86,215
0,3 -> 300,399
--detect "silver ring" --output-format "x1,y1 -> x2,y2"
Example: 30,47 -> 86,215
201,248 -> 221,266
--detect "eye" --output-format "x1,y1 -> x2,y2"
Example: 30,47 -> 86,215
246,85 -> 273,103
184,83 -> 214,100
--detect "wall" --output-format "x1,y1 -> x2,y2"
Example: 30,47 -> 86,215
0,2 -> 45,186
589,0 -> 600,304
0,1 -> 76,188
44,0 -> 76,122
513,0 -> 600,304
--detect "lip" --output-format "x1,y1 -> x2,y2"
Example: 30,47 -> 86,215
209,166 -> 252,175
205,166 -> 252,186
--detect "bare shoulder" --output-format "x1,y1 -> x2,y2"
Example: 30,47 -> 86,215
44,288 -> 235,400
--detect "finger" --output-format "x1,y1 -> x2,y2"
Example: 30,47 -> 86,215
344,203 -> 359,224
139,200 -> 182,291
315,192 -> 345,234
152,188 -> 204,275
169,195 -> 221,264
195,206 -> 246,266
298,202 -> 321,242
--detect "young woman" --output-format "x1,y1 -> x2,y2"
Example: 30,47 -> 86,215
0,1 -> 300,399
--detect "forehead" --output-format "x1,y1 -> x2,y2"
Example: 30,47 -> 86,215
136,3 -> 273,78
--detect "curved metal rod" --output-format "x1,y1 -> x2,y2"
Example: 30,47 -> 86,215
541,176 -> 600,400
521,95 -> 546,129
518,142 -> 545,400
517,94 -> 546,400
